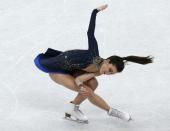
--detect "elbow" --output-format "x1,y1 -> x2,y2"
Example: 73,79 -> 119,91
87,30 -> 92,35
75,77 -> 83,86
87,31 -> 94,38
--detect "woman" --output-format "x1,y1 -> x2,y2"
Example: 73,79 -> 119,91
34,4 -> 154,123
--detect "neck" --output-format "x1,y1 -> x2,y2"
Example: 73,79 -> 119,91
92,56 -> 105,70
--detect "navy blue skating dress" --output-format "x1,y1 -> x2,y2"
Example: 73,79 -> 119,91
34,9 -> 104,76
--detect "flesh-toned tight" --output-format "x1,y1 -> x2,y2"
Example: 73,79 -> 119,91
49,73 -> 110,112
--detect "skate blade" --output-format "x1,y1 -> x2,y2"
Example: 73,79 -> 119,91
64,113 -> 89,124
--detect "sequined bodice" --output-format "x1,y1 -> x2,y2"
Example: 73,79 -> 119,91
81,56 -> 104,73
92,56 -> 104,70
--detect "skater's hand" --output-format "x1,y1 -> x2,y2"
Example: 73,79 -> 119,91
97,4 -> 108,11
79,85 -> 93,97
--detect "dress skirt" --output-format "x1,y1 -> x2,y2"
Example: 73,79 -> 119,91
34,54 -> 70,74
34,48 -> 90,77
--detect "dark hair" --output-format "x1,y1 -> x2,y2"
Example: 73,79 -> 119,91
106,55 -> 154,72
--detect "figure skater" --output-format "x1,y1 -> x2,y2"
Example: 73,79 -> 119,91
34,4 -> 154,124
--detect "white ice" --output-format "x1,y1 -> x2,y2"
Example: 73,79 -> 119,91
0,0 -> 170,131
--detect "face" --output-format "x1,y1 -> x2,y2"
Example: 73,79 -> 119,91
99,59 -> 118,75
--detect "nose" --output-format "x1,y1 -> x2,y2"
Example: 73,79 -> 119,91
105,72 -> 110,75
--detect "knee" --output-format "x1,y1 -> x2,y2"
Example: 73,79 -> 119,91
85,86 -> 95,98
86,78 -> 98,91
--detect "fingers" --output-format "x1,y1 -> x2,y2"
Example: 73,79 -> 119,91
97,4 -> 108,11
80,88 -> 89,97
80,87 -> 88,96
79,86 -> 93,97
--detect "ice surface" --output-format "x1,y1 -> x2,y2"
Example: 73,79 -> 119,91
0,0 -> 170,131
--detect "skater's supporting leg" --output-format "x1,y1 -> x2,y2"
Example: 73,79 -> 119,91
72,93 -> 87,105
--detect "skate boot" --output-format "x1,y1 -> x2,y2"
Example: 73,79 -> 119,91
107,107 -> 132,122
64,101 -> 88,124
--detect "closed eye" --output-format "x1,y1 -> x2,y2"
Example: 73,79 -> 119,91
109,68 -> 113,73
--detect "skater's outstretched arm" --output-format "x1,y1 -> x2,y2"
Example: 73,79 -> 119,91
87,9 -> 99,56
87,9 -> 99,37
87,5 -> 108,57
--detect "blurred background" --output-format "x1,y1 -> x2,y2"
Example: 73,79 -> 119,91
0,0 -> 170,131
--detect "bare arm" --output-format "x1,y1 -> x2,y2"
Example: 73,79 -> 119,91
75,73 -> 96,86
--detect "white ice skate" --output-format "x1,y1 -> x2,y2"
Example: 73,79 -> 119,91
64,102 -> 88,124
107,107 -> 132,122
